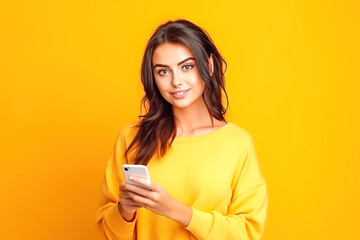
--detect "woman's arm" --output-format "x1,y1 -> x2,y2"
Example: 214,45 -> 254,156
185,183 -> 268,240
95,166 -> 137,240
95,125 -> 138,240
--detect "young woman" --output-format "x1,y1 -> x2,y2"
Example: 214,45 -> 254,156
96,19 -> 268,240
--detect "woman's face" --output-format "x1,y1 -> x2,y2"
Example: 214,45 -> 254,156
152,43 -> 205,111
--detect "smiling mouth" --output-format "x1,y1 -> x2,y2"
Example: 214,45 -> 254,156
173,90 -> 189,95
170,89 -> 191,98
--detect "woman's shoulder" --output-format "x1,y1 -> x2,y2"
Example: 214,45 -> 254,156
117,121 -> 139,141
226,122 -> 252,136
224,122 -> 254,144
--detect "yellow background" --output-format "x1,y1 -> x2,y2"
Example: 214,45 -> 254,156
1,0 -> 359,239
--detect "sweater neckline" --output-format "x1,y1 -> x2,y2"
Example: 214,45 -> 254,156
173,122 -> 233,143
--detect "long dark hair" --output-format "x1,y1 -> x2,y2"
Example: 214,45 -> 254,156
125,19 -> 228,165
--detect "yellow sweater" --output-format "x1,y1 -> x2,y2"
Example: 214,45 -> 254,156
96,122 -> 268,240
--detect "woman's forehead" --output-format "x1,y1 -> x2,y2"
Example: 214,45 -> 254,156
152,43 -> 195,66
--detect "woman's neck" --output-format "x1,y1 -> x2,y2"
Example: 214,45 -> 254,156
172,99 -> 225,137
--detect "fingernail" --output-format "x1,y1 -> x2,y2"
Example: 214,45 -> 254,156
129,176 -> 133,180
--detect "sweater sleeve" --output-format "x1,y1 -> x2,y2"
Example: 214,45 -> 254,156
95,126 -> 137,240
185,137 -> 268,240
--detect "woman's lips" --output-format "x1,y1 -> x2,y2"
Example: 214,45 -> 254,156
170,89 -> 190,99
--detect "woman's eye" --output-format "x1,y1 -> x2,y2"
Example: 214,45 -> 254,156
183,65 -> 194,71
158,70 -> 169,76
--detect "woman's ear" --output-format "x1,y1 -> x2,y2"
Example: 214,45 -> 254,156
208,53 -> 214,76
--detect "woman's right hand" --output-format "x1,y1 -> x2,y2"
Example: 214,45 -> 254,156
118,182 -> 142,221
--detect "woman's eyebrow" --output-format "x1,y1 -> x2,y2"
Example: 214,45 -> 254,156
153,57 -> 195,69
177,57 -> 195,66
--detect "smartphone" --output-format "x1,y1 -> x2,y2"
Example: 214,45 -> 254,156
122,164 -> 151,189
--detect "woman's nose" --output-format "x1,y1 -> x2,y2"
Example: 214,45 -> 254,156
172,72 -> 183,87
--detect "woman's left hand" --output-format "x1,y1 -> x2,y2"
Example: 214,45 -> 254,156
123,176 -> 192,227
